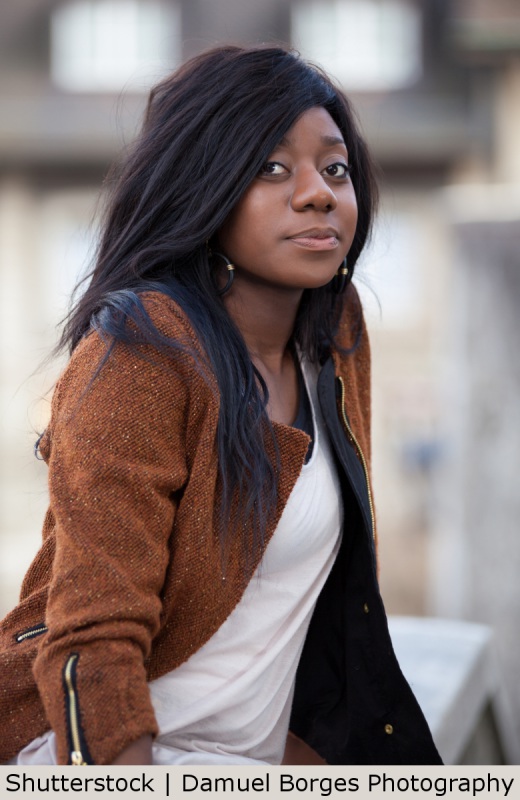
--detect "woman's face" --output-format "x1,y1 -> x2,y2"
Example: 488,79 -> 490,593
218,106 -> 358,294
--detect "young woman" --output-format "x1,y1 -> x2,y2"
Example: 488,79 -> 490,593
0,45 -> 441,766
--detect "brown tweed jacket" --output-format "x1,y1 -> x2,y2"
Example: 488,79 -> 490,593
0,286 -> 372,765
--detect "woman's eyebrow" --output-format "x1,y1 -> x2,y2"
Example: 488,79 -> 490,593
276,133 -> 347,148
321,134 -> 346,147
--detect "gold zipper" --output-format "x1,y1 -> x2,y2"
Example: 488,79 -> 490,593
15,624 -> 48,643
64,654 -> 87,765
337,376 -> 376,540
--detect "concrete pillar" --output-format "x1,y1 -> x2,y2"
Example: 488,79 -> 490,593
429,184 -> 520,753
0,178 -> 49,615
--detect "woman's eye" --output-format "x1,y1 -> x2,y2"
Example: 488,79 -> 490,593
323,163 -> 351,178
259,162 -> 287,176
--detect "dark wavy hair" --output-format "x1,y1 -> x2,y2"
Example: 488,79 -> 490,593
58,44 -> 378,561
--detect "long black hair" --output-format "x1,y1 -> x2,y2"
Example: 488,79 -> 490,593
59,44 -> 378,560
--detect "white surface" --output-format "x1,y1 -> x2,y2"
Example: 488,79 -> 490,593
389,616 -> 517,764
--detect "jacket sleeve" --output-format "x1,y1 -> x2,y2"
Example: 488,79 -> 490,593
33,311 -> 193,765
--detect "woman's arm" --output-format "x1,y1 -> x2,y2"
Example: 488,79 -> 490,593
33,298 -> 195,765
282,731 -> 327,765
113,735 -> 153,765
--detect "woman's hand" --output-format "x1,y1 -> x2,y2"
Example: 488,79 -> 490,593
282,730 -> 327,765
112,734 -> 153,765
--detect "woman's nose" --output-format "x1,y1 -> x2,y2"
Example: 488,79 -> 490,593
290,168 -> 337,212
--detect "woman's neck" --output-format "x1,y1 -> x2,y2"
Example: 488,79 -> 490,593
223,282 -> 303,424
223,283 -> 302,374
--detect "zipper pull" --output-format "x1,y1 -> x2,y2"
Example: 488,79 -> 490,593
64,653 -> 91,765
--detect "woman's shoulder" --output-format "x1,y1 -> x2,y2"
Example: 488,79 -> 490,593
136,289 -> 200,341
54,291 -> 209,417
334,282 -> 370,357
70,289 -> 203,373
38,290 -> 213,461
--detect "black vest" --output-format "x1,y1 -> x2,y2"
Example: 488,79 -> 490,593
290,357 -> 443,765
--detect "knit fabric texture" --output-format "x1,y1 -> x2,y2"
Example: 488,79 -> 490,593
0,286 -> 373,765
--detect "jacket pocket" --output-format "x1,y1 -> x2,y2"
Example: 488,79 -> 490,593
14,623 -> 48,643
63,653 -> 92,765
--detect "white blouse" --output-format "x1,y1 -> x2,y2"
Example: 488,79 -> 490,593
14,357 -> 343,767
150,356 -> 343,765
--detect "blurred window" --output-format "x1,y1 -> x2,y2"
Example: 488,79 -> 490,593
51,0 -> 180,92
291,0 -> 422,92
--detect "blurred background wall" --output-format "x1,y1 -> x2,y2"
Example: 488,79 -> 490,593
1,0 -> 519,758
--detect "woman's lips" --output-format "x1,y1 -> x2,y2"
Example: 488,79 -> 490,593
289,235 -> 339,250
